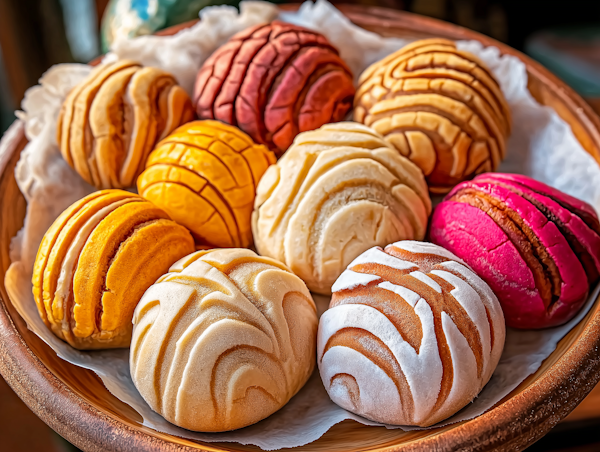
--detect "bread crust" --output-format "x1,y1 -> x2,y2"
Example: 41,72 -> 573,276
318,240 -> 505,426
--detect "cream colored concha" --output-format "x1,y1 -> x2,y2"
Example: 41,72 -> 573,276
318,241 -> 506,427
355,39 -> 511,193
252,122 -> 432,295
130,248 -> 318,432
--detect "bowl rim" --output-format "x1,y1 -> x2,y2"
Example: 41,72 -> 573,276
1,4 -> 600,452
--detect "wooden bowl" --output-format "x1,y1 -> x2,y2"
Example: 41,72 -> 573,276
2,5 -> 600,451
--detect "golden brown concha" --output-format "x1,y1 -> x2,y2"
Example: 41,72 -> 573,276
355,39 -> 511,193
253,122 -> 431,295
32,190 -> 195,350
137,120 -> 276,248
57,60 -> 195,189
130,248 -> 318,432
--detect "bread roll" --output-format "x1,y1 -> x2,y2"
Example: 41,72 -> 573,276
430,173 -> 600,328
58,60 -> 195,189
253,122 -> 431,294
193,21 -> 355,157
130,248 -> 318,432
318,240 -> 505,426
137,120 -> 276,248
355,39 -> 511,193
32,190 -> 195,349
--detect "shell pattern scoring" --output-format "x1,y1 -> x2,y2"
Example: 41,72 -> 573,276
354,39 -> 511,193
253,122 -> 431,295
318,240 -> 505,427
32,190 -> 195,350
130,248 -> 318,432
193,21 -> 356,157
58,60 -> 195,189
138,120 -> 276,248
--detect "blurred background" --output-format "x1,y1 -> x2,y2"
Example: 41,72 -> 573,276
1,0 -> 600,451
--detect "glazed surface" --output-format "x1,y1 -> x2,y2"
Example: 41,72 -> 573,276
430,173 -> 600,328
193,21 -> 355,156
31,190 -> 195,349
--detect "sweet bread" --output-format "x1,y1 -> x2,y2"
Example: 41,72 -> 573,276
193,21 -> 355,156
32,190 -> 194,349
138,120 -> 276,248
355,39 -> 510,193
430,173 -> 600,328
130,248 -> 318,431
58,60 -> 195,189
318,240 -> 505,426
253,122 -> 431,294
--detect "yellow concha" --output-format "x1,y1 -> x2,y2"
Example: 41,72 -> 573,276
57,60 -> 195,189
355,39 -> 511,193
32,190 -> 195,350
138,120 -> 277,248
252,122 -> 432,295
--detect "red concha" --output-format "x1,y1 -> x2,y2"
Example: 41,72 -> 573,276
430,173 -> 600,329
193,21 -> 356,157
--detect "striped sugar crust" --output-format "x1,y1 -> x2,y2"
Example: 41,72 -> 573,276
31,190 -> 194,350
430,173 -> 600,329
318,240 -> 505,427
354,38 -> 511,194
252,122 -> 431,295
58,60 -> 195,189
130,248 -> 318,432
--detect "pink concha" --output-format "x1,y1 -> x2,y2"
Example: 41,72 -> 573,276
432,173 -> 600,329
468,179 -> 587,306
430,201 -> 549,328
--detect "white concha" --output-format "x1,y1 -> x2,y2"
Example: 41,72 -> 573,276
130,248 -> 318,432
252,122 -> 431,295
318,240 -> 505,427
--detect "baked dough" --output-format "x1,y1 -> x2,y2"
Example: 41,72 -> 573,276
252,122 -> 431,294
355,39 -> 511,193
137,120 -> 276,248
32,190 -> 195,349
431,173 -> 600,328
318,240 -> 505,426
57,60 -> 195,189
193,21 -> 355,156
130,248 -> 318,431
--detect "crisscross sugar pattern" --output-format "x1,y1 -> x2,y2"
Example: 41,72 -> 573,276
193,21 -> 355,157
32,190 -> 194,350
58,60 -> 195,189
138,120 -> 276,248
252,122 -> 431,295
318,240 -> 505,427
354,39 -> 511,194
130,248 -> 318,432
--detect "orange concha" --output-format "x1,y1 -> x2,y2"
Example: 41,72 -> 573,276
137,120 -> 276,248
32,190 -> 195,350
